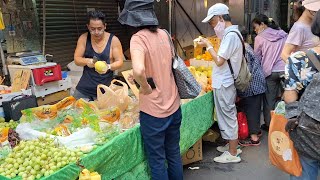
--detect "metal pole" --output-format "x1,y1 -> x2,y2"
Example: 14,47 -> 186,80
0,42 -> 7,76
42,0 -> 46,56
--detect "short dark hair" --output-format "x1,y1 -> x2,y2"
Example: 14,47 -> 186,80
222,14 -> 231,22
311,11 -> 320,38
252,14 -> 280,30
87,11 -> 106,24
294,0 -> 305,20
240,29 -> 248,42
139,25 -> 159,33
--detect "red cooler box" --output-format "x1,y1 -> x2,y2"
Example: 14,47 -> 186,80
32,64 -> 62,85
8,63 -> 62,86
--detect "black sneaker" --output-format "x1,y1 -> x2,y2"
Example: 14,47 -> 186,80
260,124 -> 269,132
239,138 -> 261,147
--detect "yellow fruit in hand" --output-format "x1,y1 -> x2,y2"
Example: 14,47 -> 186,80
95,61 -> 107,72
207,70 -> 212,78
196,55 -> 202,60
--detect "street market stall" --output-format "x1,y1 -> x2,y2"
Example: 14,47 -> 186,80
0,91 -> 214,180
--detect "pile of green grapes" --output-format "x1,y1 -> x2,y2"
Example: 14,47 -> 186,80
0,136 -> 83,180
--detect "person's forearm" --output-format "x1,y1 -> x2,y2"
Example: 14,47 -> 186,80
207,47 -> 224,67
283,90 -> 298,104
75,57 -> 91,67
133,68 -> 149,89
110,59 -> 123,71
281,53 -> 290,63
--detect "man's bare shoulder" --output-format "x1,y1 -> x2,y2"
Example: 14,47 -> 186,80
78,32 -> 89,42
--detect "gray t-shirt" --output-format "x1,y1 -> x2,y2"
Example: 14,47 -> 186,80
286,22 -> 320,51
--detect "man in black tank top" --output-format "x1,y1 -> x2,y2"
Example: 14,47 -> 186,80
73,11 -> 124,101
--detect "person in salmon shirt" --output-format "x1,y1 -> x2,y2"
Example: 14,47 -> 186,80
118,0 -> 183,179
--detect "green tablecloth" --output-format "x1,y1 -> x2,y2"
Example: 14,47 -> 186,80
1,92 -> 214,180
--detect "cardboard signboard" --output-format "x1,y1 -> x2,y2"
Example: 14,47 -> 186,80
182,139 -> 203,165
121,69 -> 139,99
11,69 -> 31,92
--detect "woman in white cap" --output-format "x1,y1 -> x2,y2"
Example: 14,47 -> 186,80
281,0 -> 320,62
118,0 -> 183,179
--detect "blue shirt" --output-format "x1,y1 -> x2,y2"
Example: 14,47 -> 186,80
238,44 -> 266,97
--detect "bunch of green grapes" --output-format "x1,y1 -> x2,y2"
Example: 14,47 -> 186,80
0,136 -> 83,180
0,118 -> 19,130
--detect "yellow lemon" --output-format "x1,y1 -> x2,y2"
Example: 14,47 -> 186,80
95,61 -> 107,72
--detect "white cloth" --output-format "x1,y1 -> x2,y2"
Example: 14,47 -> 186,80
212,25 -> 243,89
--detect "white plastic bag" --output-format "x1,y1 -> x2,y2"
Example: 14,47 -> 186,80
16,123 -> 97,150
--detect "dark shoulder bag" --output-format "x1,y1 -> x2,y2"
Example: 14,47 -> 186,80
163,29 -> 201,99
287,50 -> 320,161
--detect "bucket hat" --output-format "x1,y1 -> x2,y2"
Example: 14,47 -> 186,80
118,0 -> 159,27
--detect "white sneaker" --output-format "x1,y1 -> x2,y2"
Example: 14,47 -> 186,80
213,151 -> 241,163
216,144 -> 242,155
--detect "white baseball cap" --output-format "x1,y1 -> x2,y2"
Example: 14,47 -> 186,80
202,3 -> 229,23
303,0 -> 320,12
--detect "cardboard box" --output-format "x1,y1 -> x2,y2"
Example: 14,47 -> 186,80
37,90 -> 70,105
183,45 -> 194,59
182,139 -> 203,165
190,58 -> 214,68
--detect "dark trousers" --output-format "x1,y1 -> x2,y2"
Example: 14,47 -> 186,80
263,72 -> 284,126
140,108 -> 183,180
240,94 -> 264,135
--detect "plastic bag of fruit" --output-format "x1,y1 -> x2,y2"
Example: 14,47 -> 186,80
95,80 -> 132,112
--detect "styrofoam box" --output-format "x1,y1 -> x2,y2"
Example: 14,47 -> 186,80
0,107 -> 4,117
0,89 -> 33,106
190,58 -> 214,67
68,71 -> 82,96
31,77 -> 72,98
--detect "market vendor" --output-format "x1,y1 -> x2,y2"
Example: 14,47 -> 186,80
74,10 -> 124,101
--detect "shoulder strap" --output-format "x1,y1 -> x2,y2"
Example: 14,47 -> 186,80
306,50 -> 320,72
105,33 -> 114,51
226,31 -> 246,56
225,31 -> 246,78
162,29 -> 175,58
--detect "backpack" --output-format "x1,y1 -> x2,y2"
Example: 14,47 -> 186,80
287,50 -> 320,161
226,31 -> 252,92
